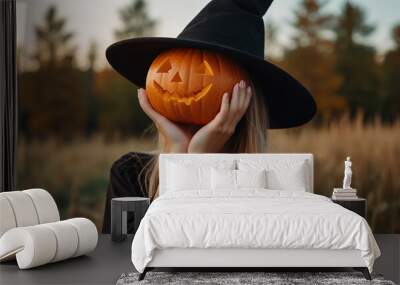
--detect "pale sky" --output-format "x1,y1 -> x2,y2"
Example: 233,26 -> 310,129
16,0 -> 400,70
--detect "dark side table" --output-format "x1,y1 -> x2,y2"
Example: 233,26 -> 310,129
111,197 -> 150,242
331,197 -> 367,218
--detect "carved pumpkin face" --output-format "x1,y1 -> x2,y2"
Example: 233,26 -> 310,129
145,48 -> 249,125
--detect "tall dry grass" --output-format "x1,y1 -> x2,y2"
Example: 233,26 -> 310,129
17,136 -> 157,228
268,114 -> 400,233
17,115 -> 400,233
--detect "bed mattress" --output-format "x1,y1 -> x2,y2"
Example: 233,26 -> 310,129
131,189 -> 380,273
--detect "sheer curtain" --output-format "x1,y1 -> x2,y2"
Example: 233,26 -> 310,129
0,0 -> 17,192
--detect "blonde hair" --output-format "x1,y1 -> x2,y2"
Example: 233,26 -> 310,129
138,77 -> 269,200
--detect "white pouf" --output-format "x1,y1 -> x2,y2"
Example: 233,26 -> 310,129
0,189 -> 98,269
0,225 -> 57,268
0,191 -> 40,227
42,221 -> 79,262
0,218 -> 98,269
66,218 -> 98,257
0,196 -> 17,237
0,189 -> 60,237
23,188 -> 60,224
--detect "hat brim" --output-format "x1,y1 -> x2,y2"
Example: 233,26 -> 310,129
105,37 -> 317,129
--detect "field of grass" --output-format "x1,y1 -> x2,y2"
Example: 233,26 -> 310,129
17,116 -> 400,233
17,136 -> 157,229
268,115 -> 400,233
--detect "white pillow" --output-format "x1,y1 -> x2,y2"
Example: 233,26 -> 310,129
237,159 -> 309,191
237,169 -> 267,188
166,160 -> 235,192
265,168 -> 307,191
211,168 -> 236,189
211,168 -> 267,190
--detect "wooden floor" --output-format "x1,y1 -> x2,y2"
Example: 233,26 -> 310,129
0,234 -> 398,284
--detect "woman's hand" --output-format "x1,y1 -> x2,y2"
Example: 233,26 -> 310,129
187,80 -> 252,153
137,88 -> 196,153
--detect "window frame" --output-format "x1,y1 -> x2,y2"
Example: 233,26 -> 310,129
0,0 -> 18,192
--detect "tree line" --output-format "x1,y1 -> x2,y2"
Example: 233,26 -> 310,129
18,0 -> 400,140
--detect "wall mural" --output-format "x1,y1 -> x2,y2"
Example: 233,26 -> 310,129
15,0 -> 400,234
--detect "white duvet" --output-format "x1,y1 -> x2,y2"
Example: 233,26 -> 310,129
131,189 -> 380,273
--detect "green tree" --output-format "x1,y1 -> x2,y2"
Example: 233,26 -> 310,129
282,0 -> 345,122
97,0 -> 157,137
95,69 -> 151,138
334,1 -> 379,119
33,5 -> 76,68
19,5 -> 86,139
264,20 -> 279,61
114,0 -> 156,40
381,24 -> 400,121
84,40 -> 99,135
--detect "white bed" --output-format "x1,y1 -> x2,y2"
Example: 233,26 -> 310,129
131,153 -> 380,280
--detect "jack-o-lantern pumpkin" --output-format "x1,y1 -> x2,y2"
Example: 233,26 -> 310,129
145,48 -> 250,125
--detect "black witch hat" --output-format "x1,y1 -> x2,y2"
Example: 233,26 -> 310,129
106,0 -> 317,129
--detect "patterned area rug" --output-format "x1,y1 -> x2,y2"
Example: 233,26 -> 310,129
116,271 -> 395,285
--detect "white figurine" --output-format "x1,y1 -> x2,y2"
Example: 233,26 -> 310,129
343,156 -> 352,189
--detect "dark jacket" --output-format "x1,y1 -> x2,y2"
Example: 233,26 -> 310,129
102,152 -> 154,234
